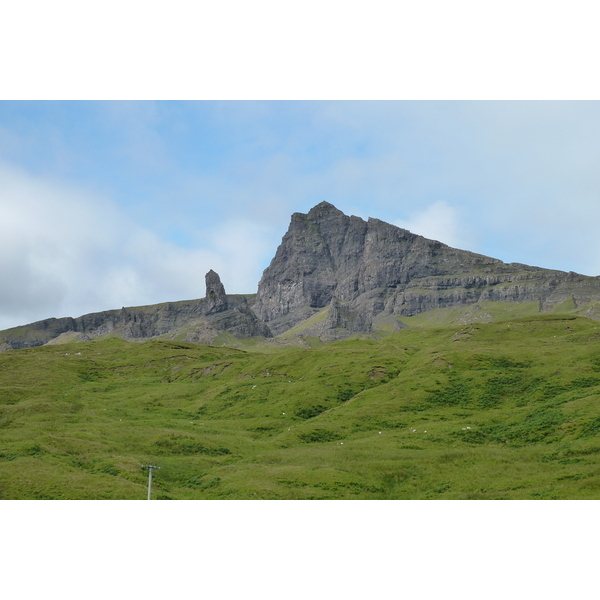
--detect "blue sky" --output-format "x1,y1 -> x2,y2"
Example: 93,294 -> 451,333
2,100 -> 600,330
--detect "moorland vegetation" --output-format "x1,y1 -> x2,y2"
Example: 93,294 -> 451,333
2,312 -> 600,499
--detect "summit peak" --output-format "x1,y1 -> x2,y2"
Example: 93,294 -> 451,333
307,201 -> 343,215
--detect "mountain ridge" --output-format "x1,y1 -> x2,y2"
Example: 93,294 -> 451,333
2,202 -> 600,350
254,201 -> 600,336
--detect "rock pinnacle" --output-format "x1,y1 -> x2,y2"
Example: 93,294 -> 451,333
205,270 -> 228,314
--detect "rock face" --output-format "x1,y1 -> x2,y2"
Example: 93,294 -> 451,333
254,201 -> 600,334
2,202 -> 600,350
0,271 -> 271,350
205,269 -> 228,314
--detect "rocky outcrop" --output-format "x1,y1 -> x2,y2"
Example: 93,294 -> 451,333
205,269 -> 228,314
254,201 -> 600,335
2,203 -> 600,350
0,271 -> 271,350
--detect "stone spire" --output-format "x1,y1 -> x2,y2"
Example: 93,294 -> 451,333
205,270 -> 228,314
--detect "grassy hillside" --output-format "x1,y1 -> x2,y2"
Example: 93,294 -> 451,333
2,314 -> 600,499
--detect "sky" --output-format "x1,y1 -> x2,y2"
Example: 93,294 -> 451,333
2,100 -> 600,330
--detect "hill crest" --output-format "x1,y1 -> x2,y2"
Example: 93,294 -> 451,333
2,202 -> 600,350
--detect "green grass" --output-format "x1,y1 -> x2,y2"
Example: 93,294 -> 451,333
277,306 -> 330,338
2,316 -> 600,499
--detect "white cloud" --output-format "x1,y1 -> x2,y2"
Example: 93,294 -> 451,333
394,200 -> 469,249
208,219 -> 284,293
0,161 -> 264,330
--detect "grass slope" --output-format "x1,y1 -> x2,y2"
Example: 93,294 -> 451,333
2,315 -> 600,499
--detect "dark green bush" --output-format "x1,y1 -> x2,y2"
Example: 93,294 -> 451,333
98,464 -> 120,476
511,407 -> 565,443
569,377 -> 600,389
579,416 -> 600,438
183,475 -> 221,489
427,373 -> 473,407
298,429 -> 342,443
153,435 -> 231,456
295,404 -> 328,419
336,384 -> 358,402
78,370 -> 102,382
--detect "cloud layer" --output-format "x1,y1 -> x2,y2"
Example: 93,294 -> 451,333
394,201 -> 470,250
0,161 -> 270,330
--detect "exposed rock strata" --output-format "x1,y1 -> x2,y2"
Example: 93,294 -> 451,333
2,203 -> 600,350
0,272 -> 271,350
254,201 -> 600,335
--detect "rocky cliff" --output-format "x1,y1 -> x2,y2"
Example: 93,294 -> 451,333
2,201 -> 600,350
205,269 -> 228,314
0,275 -> 271,351
254,202 -> 600,335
